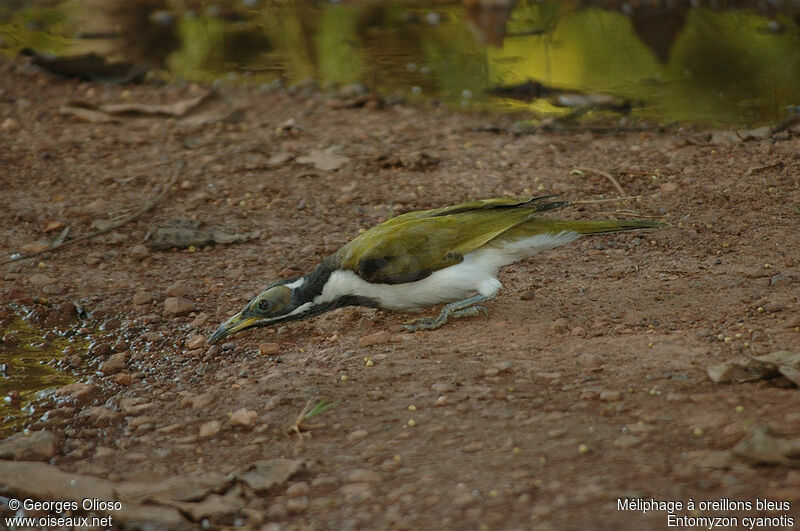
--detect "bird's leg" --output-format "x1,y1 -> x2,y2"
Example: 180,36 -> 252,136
403,294 -> 491,331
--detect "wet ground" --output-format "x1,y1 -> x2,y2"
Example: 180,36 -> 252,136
1,53 -> 800,529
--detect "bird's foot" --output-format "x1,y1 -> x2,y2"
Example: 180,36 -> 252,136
402,296 -> 491,332
450,305 -> 488,319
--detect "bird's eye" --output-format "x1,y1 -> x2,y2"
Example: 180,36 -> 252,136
258,300 -> 270,312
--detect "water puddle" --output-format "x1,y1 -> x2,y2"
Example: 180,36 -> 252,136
1,1 -> 799,125
0,303 -> 90,436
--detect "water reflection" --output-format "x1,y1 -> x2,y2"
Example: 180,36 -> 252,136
1,0 -> 799,125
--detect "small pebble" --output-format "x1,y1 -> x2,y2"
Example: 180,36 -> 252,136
199,420 -> 222,439
186,334 -> 206,350
358,330 -> 392,347
550,317 -> 569,334
228,408 -> 258,429
132,291 -> 153,305
163,297 -> 194,317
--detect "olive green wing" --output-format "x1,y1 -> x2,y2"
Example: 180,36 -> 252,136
381,195 -> 563,227
335,197 -> 567,284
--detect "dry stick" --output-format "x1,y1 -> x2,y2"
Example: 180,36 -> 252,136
575,167 -> 628,197
1,160 -> 186,266
572,196 -> 642,204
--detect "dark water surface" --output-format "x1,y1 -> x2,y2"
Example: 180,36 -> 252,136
3,1 -> 800,125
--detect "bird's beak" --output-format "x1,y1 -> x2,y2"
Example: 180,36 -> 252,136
207,311 -> 261,344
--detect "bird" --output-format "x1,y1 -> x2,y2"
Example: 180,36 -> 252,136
208,196 -> 664,343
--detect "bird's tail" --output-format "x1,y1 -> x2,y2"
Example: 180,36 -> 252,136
555,218 -> 666,235
517,217 -> 667,236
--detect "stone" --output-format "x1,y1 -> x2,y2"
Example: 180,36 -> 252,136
115,372 -> 132,386
165,281 -> 188,298
550,318 -> 569,334
358,330 -> 392,347
346,469 -> 383,483
186,334 -> 206,350
228,408 -> 258,429
130,244 -> 150,259
29,273 -> 54,286
163,297 -> 194,317
258,342 -> 280,355
348,429 -> 369,441
100,352 -> 128,374
0,430 -> 57,461
80,406 -> 117,427
199,420 -> 222,439
54,382 -> 98,405
286,496 -> 308,513
237,459 -> 305,492
189,312 -> 209,328
132,291 -> 153,305
612,435 -> 642,448
599,390 -> 622,402
286,481 -> 309,497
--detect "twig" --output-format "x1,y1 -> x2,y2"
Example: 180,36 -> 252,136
572,196 -> 642,204
2,160 -> 185,265
574,167 -> 628,197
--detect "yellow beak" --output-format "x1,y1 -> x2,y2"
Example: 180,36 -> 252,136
207,311 -> 262,344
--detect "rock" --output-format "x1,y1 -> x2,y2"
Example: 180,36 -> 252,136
180,393 -> 214,409
706,359 -> 778,384
22,241 -> 50,254
189,312 -> 209,328
612,434 -> 642,448
130,244 -> 150,259
100,352 -> 128,374
163,297 -> 194,317
42,284 -> 64,295
2,117 -> 20,130
132,291 -> 153,305
286,496 -> 308,513
54,382 -> 98,405
29,273 -> 54,286
0,430 -> 57,461
577,353 -> 603,368
763,300 -> 785,313
258,342 -> 280,355
297,148 -> 349,171
660,182 -> 678,192
358,330 -> 392,347
267,152 -> 293,167
771,273 -> 793,287
199,420 -> 222,439
550,317 -> 569,334
0,461 -> 185,526
186,334 -> 206,350
286,481 -> 309,497
228,408 -> 258,429
431,381 -> 455,393
80,406 -> 117,427
339,482 -> 373,501
599,390 -> 621,402
348,429 -> 369,441
346,469 -> 383,483
165,280 -> 188,298
91,342 -> 112,357
237,459 -> 305,492
114,372 -> 131,386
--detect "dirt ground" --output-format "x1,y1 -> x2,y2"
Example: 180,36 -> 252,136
1,55 -> 800,530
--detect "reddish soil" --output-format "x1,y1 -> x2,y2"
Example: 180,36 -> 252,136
1,56 -> 800,529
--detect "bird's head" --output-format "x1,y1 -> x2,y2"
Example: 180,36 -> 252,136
208,277 -> 307,343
